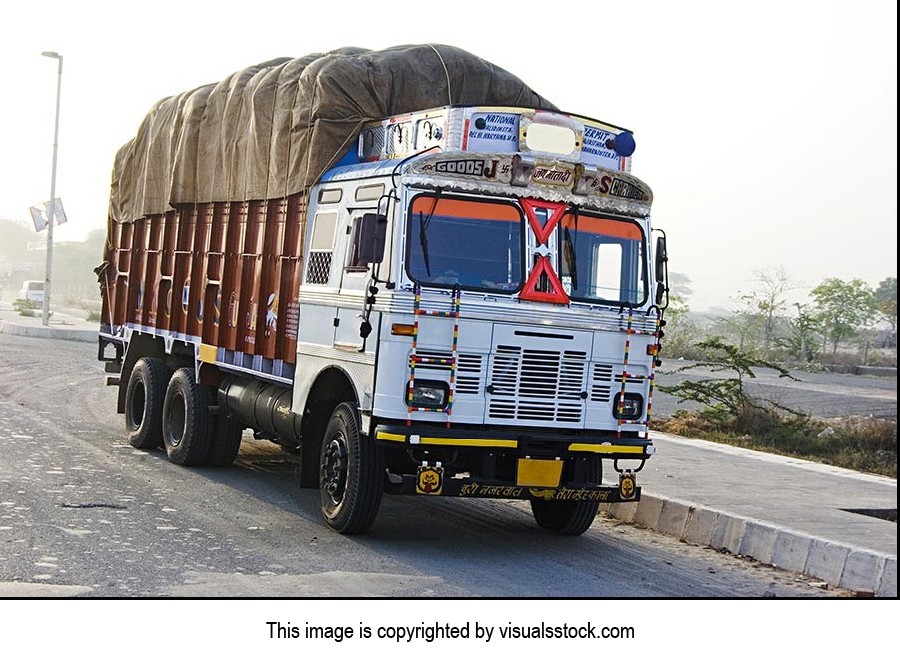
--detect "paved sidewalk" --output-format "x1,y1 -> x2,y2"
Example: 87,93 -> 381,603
2,305 -> 896,596
601,432 -> 897,596
0,301 -> 97,343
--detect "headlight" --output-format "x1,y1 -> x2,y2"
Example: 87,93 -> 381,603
613,392 -> 644,420
406,380 -> 449,409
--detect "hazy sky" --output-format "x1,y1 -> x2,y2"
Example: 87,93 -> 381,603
1,0 -> 896,310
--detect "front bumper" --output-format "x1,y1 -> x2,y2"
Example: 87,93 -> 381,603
375,423 -> 649,502
374,423 -> 655,461
386,468 -> 641,503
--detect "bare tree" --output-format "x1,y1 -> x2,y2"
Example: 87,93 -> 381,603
735,266 -> 794,358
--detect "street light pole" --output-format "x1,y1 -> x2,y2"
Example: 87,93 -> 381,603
41,51 -> 63,327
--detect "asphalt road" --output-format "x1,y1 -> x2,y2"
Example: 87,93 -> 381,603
652,360 -> 897,419
0,333 -> 866,597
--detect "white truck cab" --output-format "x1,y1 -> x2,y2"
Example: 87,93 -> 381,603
290,106 -> 668,533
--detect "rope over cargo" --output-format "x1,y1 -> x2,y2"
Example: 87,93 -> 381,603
108,44 -> 557,223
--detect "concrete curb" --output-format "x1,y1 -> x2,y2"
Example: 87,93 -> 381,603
600,493 -> 897,597
0,321 -> 96,343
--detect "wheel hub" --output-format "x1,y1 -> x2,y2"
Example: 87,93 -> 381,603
128,382 -> 147,431
321,434 -> 348,505
165,392 -> 186,447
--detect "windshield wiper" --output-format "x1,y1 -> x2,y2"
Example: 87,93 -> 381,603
418,189 -> 441,278
419,211 -> 432,277
563,208 -> 579,290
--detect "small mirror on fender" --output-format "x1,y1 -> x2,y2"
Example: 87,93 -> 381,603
656,282 -> 667,306
357,213 -> 387,264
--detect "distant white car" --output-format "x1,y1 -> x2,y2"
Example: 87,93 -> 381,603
18,280 -> 45,303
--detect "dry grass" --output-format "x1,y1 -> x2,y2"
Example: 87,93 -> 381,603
653,410 -> 897,478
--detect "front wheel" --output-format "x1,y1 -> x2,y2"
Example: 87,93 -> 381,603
319,402 -> 383,534
530,456 -> 602,535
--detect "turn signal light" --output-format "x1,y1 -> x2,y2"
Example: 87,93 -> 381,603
391,323 -> 416,336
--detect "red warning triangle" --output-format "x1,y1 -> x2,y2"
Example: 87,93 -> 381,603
519,255 -> 570,304
521,198 -> 567,246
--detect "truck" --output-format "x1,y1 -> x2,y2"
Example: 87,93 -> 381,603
97,44 -> 669,535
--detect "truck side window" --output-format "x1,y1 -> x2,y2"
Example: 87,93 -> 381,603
318,188 -> 342,204
355,184 -> 384,202
345,216 -> 369,272
306,211 -> 339,285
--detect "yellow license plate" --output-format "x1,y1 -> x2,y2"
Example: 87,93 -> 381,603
516,458 -> 563,487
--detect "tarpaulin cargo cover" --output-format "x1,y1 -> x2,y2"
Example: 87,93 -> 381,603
109,44 -> 557,223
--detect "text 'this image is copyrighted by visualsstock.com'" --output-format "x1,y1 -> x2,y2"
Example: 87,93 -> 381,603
266,620 -> 636,644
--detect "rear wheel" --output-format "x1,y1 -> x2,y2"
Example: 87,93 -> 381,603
319,402 -> 383,534
206,414 -> 244,467
124,357 -> 169,449
161,368 -> 212,466
530,456 -> 602,535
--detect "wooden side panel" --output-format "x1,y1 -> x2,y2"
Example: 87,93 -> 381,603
113,222 -> 133,329
220,201 -> 246,354
239,201 -> 265,356
256,199 -> 285,360
144,214 -> 163,327
157,210 -> 178,332
279,194 -> 306,364
201,202 -> 228,346
102,191 -> 307,375
170,205 -> 196,337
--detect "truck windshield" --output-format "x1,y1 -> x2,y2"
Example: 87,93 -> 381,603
406,194 -> 523,292
558,211 -> 647,305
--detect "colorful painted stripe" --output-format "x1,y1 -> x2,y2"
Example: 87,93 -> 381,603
568,443 -> 646,454
375,431 -> 517,449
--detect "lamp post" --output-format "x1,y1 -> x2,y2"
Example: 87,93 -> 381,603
41,51 -> 62,326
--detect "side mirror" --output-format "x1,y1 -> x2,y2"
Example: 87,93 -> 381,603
655,235 -> 668,281
357,213 -> 388,264
654,235 -> 669,307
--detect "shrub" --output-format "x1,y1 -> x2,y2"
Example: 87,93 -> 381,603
12,298 -> 41,311
654,411 -> 897,478
653,338 -> 897,476
658,337 -> 796,420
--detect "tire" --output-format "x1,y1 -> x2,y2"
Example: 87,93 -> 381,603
319,402 -> 383,534
124,357 -> 169,449
161,367 -> 212,466
530,456 -> 602,535
205,413 -> 244,467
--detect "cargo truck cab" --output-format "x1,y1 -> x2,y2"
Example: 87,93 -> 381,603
288,106 -> 667,533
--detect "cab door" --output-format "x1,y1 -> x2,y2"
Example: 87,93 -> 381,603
333,183 -> 387,350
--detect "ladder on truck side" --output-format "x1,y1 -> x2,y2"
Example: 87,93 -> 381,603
406,284 -> 461,428
616,306 -> 663,440
611,306 -> 662,497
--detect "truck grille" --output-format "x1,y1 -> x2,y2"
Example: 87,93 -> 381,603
413,349 -> 483,395
488,346 -> 587,423
591,362 -> 648,402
